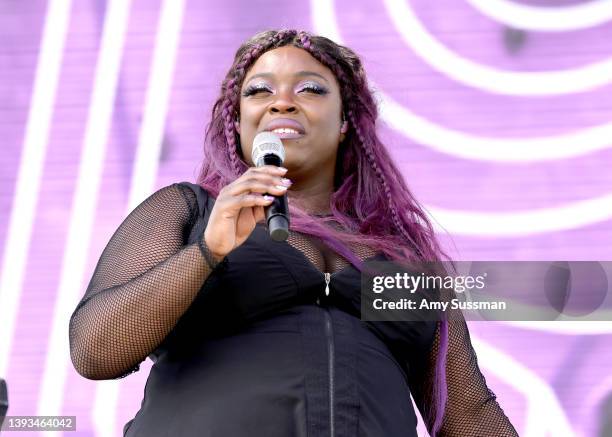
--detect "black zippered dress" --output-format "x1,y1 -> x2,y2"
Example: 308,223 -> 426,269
68,182 -> 519,437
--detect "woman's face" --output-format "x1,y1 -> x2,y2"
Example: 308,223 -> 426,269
237,45 -> 345,177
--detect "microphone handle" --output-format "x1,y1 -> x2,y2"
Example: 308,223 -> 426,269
261,154 -> 289,241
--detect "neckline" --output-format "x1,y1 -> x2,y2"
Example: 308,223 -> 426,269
281,233 -> 384,278
254,222 -> 384,277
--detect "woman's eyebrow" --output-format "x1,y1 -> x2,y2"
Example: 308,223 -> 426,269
244,71 -> 330,85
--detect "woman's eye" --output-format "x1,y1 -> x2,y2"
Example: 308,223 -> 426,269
242,83 -> 329,97
299,84 -> 328,95
242,85 -> 271,97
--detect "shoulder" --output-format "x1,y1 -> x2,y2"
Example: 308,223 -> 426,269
131,183 -> 204,221
173,181 -> 207,198
172,181 -> 214,217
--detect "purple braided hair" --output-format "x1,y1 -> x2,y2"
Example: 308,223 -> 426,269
197,29 -> 451,436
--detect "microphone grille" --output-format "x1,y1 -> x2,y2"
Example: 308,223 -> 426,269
252,132 -> 285,167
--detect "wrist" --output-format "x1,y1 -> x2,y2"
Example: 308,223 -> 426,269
198,233 -> 227,270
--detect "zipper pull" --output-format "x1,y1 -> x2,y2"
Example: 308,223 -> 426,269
324,272 -> 331,296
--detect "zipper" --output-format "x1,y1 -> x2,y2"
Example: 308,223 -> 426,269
324,272 -> 331,296
324,308 -> 335,437
317,271 -> 335,437
316,271 -> 332,305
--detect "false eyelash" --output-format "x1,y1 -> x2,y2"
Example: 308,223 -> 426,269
298,83 -> 329,95
242,84 -> 272,97
242,83 -> 330,97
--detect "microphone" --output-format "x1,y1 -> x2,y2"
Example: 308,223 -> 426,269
252,132 -> 289,241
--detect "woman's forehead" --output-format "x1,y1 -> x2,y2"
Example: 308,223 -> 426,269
244,46 -> 336,84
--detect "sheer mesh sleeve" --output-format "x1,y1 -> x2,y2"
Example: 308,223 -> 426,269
69,183 -> 226,380
407,303 -> 519,436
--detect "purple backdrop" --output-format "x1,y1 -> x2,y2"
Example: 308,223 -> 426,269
1,0 -> 611,436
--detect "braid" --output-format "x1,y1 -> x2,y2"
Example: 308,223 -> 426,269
347,109 -> 424,259
221,95 -> 244,175
298,34 -> 425,259
302,43 -> 375,121
298,31 -> 311,49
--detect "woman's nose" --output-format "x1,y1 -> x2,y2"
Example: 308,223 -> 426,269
270,104 -> 297,114
270,89 -> 297,114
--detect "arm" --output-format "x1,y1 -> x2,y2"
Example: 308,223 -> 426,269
408,309 -> 519,436
68,183 -> 224,380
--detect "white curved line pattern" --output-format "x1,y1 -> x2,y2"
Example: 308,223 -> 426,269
379,94 -> 612,162
465,0 -> 612,32
382,0 -> 612,95
471,335 -> 575,437
426,192 -> 612,236
311,0 -> 612,236
318,0 -> 612,163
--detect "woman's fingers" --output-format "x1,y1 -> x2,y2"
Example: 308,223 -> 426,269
228,191 -> 274,207
223,166 -> 291,197
204,165 -> 288,258
253,204 -> 266,224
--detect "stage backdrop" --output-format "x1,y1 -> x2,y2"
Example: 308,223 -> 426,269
1,1 -> 611,436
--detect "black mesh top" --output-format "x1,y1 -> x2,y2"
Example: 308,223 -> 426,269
69,182 -> 518,437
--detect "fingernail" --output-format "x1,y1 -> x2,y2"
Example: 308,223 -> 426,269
275,185 -> 288,191
263,195 -> 274,201
278,167 -> 288,173
280,178 -> 292,187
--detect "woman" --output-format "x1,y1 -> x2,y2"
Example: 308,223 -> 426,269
69,29 -> 518,436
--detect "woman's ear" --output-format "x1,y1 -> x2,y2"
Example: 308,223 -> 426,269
234,120 -> 241,134
339,119 -> 348,142
340,120 -> 348,134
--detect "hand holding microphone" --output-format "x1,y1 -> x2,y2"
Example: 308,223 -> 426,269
250,132 -> 290,241
204,132 -> 290,262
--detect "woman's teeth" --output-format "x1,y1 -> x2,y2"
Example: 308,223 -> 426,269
272,128 -> 300,134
